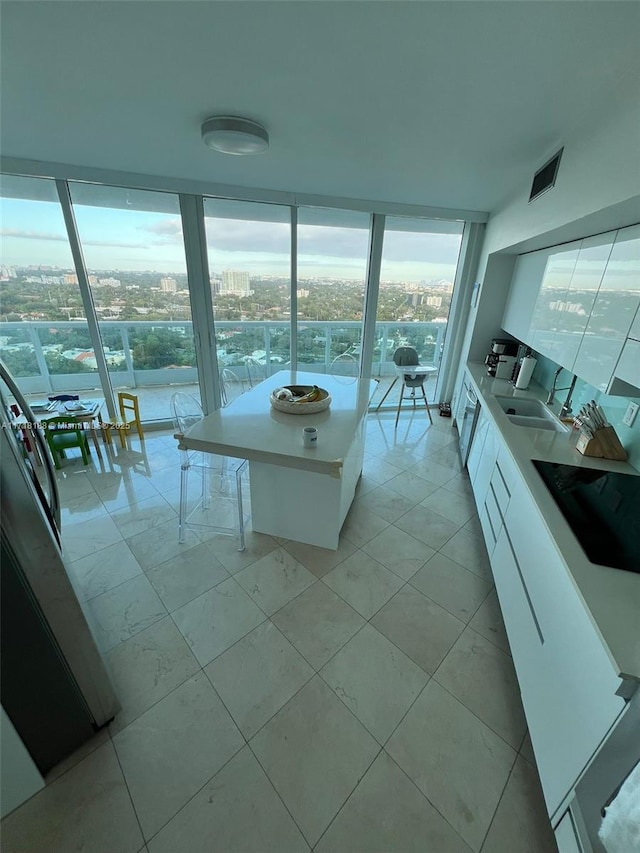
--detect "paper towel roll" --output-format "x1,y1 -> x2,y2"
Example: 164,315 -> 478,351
515,355 -> 537,390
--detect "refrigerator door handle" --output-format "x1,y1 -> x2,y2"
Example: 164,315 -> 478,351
0,361 -> 61,532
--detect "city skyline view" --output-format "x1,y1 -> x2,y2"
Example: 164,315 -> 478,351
0,195 -> 463,282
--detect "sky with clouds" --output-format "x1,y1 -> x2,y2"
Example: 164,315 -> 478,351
0,197 -> 462,283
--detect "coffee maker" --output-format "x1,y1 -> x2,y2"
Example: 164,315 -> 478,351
485,338 -> 519,379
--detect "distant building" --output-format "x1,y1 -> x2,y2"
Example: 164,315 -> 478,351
160,277 -> 177,293
221,270 -> 251,296
425,295 -> 442,308
64,274 -> 78,285
97,277 -> 121,288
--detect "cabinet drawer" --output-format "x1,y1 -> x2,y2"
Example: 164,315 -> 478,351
485,482 -> 504,535
490,461 -> 511,513
554,810 -> 583,853
480,500 -> 498,553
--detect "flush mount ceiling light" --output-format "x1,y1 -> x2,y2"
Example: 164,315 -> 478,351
201,116 -> 269,155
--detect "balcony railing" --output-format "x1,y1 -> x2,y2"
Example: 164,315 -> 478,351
0,319 -> 447,419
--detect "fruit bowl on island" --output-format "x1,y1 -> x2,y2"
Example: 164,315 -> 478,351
270,384 -> 331,415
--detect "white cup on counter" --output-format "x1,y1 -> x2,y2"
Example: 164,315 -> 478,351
302,426 -> 318,448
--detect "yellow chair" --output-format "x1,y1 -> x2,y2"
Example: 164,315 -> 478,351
118,392 -> 144,441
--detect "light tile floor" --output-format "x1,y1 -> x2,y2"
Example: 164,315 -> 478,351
2,410 -> 558,853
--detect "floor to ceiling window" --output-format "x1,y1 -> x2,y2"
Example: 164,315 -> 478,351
0,175 -> 100,398
69,183 -> 197,421
296,208 -> 370,374
375,217 -> 464,404
203,199 -> 291,391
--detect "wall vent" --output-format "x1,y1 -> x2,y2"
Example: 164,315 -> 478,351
529,148 -> 563,203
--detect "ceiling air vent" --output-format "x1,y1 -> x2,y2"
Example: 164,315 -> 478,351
529,148 -> 564,203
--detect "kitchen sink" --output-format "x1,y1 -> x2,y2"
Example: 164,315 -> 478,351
506,414 -> 569,433
494,396 -> 569,433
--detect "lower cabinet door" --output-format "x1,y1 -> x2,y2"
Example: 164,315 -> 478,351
490,510 -> 624,819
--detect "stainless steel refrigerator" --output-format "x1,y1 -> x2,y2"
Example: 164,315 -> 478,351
0,361 -> 119,775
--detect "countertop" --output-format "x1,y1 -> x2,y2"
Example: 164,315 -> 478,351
178,370 -> 376,477
466,361 -> 640,685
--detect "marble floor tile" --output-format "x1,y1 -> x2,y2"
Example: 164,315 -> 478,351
442,472 -> 474,498
125,517 -> 200,571
87,574 -> 167,652
45,728 -> 111,784
235,547 -> 316,616
94,476 -> 159,512
320,624 -> 428,743
271,582 -> 365,670
68,540 -> 143,602
469,589 -> 511,655
205,621 -> 314,738
340,502 -> 390,547
106,617 -> 200,734
371,585 -> 465,675
323,550 -> 404,620
62,514 -> 123,563
361,524 -> 434,581
250,676 -> 379,847
109,493 -> 177,540
386,680 -> 516,852
280,536 -> 357,579
353,484 -> 417,523
435,627 -> 528,749
145,541 -> 229,611
385,470 -> 440,503
1,741 -> 143,853
361,453 -> 403,485
421,485 -> 477,527
60,490 -> 110,524
394,504 -> 460,550
409,552 -> 492,622
519,731 -> 536,767
148,746 -> 309,853
411,458 -> 458,486
55,470 -> 97,500
315,751 -> 472,853
481,756 -> 557,853
171,577 -> 266,666
441,527 -> 493,581
203,530 -> 280,575
464,512 -> 484,539
113,673 -> 243,840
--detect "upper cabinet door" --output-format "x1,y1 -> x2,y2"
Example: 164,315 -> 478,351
502,250 -> 551,344
572,224 -> 640,392
528,241 -> 581,361
553,233 -> 615,369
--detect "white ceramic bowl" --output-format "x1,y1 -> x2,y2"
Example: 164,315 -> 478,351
270,385 -> 331,415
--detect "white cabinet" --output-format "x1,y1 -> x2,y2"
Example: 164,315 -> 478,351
489,454 -> 624,818
529,241 -> 582,361
613,338 -> 640,389
554,811 -> 583,853
503,250 -> 552,343
572,224 -> 640,393
553,233 -> 615,369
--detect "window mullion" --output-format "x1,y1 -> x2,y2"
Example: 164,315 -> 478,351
180,194 -> 219,413
54,179 -> 117,421
360,213 -> 385,379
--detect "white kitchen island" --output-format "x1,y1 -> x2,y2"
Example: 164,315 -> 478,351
178,371 -> 376,549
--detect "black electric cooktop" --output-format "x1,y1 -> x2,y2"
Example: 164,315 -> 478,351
532,461 -> 640,574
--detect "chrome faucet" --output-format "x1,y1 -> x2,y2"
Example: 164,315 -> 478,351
546,367 -> 577,418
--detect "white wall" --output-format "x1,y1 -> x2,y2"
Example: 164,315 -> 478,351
460,84 -> 640,369
1,706 -> 44,818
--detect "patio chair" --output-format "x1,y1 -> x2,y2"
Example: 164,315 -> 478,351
171,392 -> 248,550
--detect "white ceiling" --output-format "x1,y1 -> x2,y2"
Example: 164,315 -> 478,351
1,1 -> 639,214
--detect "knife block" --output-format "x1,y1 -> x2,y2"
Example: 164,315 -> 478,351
576,426 -> 628,461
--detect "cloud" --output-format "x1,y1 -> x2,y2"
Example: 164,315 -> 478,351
0,228 -> 149,250
138,218 -> 184,246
